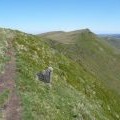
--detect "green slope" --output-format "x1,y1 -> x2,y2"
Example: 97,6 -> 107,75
0,28 -> 120,119
0,28 -> 11,73
40,29 -> 93,44
12,30 -> 120,120
40,29 -> 120,95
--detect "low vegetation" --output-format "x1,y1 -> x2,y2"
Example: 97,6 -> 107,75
11,30 -> 120,120
42,29 -> 120,95
0,90 -> 9,106
0,28 -> 120,119
0,90 -> 9,118
0,28 -> 10,73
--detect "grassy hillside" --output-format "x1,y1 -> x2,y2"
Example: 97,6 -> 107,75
40,29 -> 93,44
11,30 -> 120,120
0,28 -> 120,119
40,29 -> 120,95
0,28 -> 11,73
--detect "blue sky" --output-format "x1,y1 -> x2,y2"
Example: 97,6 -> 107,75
0,0 -> 120,34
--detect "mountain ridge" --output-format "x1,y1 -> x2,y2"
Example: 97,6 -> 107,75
40,29 -> 120,95
39,28 -> 94,44
0,28 -> 120,119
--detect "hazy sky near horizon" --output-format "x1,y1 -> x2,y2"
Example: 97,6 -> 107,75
0,0 -> 120,34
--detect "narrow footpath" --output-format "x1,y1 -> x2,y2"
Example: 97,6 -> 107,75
0,40 -> 21,120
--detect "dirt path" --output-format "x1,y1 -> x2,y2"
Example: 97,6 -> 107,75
0,40 -> 21,120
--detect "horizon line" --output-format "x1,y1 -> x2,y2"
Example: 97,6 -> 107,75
0,26 -> 120,35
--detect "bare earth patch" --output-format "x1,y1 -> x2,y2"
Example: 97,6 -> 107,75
0,40 -> 21,120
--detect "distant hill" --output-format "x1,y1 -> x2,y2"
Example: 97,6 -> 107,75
99,34 -> 120,39
100,34 -> 120,49
39,29 -> 120,95
39,29 -> 94,44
